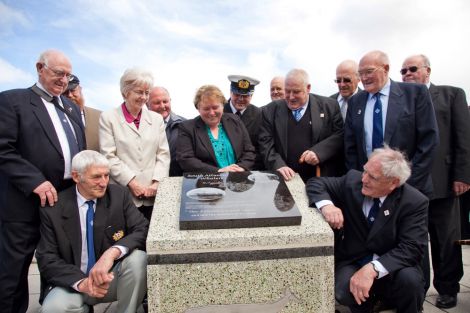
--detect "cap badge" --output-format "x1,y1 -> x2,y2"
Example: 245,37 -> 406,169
238,79 -> 250,89
112,230 -> 124,241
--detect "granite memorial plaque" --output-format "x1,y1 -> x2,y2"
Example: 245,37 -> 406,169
179,171 -> 302,230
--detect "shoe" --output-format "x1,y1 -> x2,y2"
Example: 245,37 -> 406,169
436,294 -> 457,309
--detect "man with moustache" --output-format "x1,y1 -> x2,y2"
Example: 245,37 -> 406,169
147,86 -> 186,176
330,60 -> 361,121
344,50 -> 438,199
224,75 -> 264,169
270,76 -> 285,101
63,74 -> 102,151
401,54 -> 470,309
0,49 -> 86,312
259,68 -> 344,182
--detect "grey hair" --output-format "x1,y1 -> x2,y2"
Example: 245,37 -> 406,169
72,150 -> 109,177
363,50 -> 390,67
120,68 -> 154,98
419,54 -> 431,67
285,68 -> 310,87
37,49 -> 70,66
369,145 -> 411,186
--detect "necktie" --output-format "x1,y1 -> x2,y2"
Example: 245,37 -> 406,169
52,96 -> 80,159
372,93 -> 384,150
292,108 -> 302,122
340,99 -> 348,121
367,198 -> 381,227
235,111 -> 242,117
85,200 -> 96,274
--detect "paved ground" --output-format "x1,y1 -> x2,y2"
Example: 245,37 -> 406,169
27,246 -> 470,312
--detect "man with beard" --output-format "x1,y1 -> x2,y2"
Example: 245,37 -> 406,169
63,75 -> 101,151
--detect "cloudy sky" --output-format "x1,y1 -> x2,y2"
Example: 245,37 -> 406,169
1,0 -> 469,118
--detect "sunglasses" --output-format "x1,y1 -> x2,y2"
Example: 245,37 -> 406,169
334,77 -> 352,83
400,66 -> 426,75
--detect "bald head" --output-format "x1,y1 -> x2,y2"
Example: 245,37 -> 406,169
335,60 -> 360,99
401,54 -> 431,84
358,50 -> 390,94
36,49 -> 72,96
270,76 -> 285,101
148,86 -> 172,120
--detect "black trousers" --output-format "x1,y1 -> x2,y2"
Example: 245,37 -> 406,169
0,220 -> 40,313
460,191 -> 470,238
428,196 -> 463,295
335,264 -> 424,313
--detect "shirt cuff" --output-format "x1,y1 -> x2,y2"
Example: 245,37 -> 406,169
371,259 -> 389,279
315,200 -> 333,211
72,278 -> 85,291
112,245 -> 129,259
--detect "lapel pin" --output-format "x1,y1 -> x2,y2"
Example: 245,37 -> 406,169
357,109 -> 362,115
68,107 -> 73,113
112,230 -> 125,241
320,113 -> 324,118
384,210 -> 389,216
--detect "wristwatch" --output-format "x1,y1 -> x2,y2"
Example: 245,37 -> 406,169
370,261 -> 379,279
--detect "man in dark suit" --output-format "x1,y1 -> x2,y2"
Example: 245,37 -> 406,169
259,68 -> 344,182
344,50 -> 439,198
330,60 -> 361,122
148,86 -> 186,176
224,75 -> 264,170
36,150 -> 148,312
401,54 -> 470,308
307,146 -> 428,313
63,74 -> 102,152
0,49 -> 86,312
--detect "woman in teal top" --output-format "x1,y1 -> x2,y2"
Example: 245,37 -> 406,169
176,85 -> 255,173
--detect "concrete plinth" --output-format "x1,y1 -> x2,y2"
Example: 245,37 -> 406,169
147,175 -> 334,313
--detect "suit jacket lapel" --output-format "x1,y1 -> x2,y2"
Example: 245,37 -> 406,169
222,116 -> 242,160
93,194 -> 109,256
384,81 -> 404,144
118,108 -> 140,136
308,94 -> 323,144
29,89 -> 63,156
368,189 -> 399,239
60,96 -> 86,150
61,189 -> 82,267
354,92 -> 368,157
276,102 -> 289,159
195,117 -> 217,163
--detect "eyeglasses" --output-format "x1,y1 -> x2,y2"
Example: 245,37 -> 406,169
334,77 -> 352,84
358,67 -> 383,78
132,89 -> 150,97
42,64 -> 73,81
400,66 -> 427,75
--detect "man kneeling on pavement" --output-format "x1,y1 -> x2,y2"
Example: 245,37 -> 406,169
307,146 -> 428,313
36,150 -> 149,312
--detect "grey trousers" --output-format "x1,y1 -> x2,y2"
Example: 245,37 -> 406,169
40,249 -> 147,313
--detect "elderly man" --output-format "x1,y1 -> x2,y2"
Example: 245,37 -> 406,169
330,60 -> 361,121
344,50 -> 439,198
0,49 -> 86,312
63,74 -> 102,151
270,76 -> 285,101
401,54 -> 470,309
307,146 -> 428,313
259,68 -> 344,182
36,150 -> 148,312
224,75 -> 264,170
148,86 -> 186,176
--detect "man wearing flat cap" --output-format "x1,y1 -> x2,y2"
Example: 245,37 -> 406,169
224,74 -> 264,170
63,75 -> 102,151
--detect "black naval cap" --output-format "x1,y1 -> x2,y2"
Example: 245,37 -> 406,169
228,75 -> 260,95
65,74 -> 80,92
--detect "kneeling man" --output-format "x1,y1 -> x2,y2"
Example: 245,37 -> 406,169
36,150 -> 149,312
307,146 -> 428,313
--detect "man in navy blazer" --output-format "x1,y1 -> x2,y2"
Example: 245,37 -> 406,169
307,146 -> 428,313
0,49 -> 86,312
344,50 -> 438,198
401,54 -> 470,309
36,150 -> 148,312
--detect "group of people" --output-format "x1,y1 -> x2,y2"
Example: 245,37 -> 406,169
0,47 -> 469,313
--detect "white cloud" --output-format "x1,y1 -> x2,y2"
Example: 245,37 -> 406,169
0,2 -> 30,36
0,58 -> 34,85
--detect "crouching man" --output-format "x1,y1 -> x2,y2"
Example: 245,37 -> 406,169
307,146 -> 428,313
36,150 -> 149,312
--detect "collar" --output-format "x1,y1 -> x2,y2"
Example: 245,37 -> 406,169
337,87 -> 360,102
75,185 -> 97,208
229,101 -> 246,115
121,102 -> 142,123
368,79 -> 391,100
